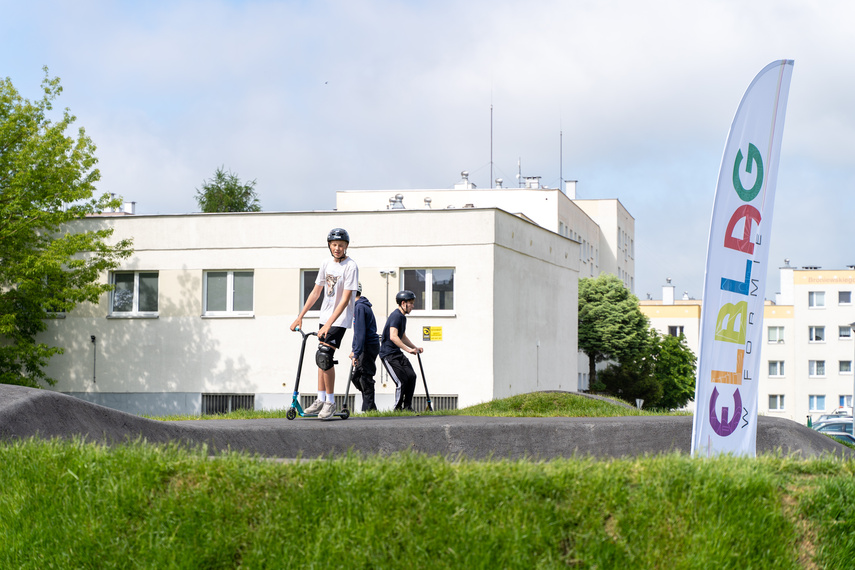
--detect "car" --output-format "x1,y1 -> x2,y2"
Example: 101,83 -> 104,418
814,419 -> 854,435
826,432 -> 855,446
812,417 -> 852,431
816,411 -> 853,423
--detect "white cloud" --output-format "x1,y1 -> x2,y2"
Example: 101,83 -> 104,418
4,0 -> 855,297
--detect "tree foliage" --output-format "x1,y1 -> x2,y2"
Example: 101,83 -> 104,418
651,332 -> 697,410
0,68 -> 133,388
597,330 -> 697,410
195,166 -> 261,213
578,273 -> 649,384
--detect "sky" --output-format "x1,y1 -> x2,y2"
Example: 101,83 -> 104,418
3,0 -> 855,301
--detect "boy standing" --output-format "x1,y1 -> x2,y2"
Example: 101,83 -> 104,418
290,228 -> 358,420
350,283 -> 380,411
379,290 -> 423,411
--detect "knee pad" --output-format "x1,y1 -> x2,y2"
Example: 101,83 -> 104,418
315,344 -> 337,371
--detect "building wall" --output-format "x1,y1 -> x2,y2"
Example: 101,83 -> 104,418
492,211 -> 580,397
39,208 -> 579,415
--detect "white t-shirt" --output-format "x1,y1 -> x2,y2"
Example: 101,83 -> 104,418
315,256 -> 359,327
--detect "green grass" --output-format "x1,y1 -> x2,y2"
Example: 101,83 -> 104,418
147,391 -> 679,421
2,438 -> 854,568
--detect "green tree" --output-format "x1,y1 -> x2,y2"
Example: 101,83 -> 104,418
0,68 -> 133,388
651,331 -> 696,410
578,273 -> 649,385
597,330 -> 697,410
195,166 -> 261,212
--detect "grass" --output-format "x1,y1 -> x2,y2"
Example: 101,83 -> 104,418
2,438 -> 854,568
147,391 -> 680,421
5,392 -> 850,567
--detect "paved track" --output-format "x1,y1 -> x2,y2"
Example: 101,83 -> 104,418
1,384 -> 850,460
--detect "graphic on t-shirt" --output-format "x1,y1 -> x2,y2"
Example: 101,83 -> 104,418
325,274 -> 339,297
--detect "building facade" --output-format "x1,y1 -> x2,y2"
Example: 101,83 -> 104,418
39,207 -> 581,415
336,175 -> 636,392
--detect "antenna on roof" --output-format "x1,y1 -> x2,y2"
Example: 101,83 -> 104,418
559,128 -> 563,192
490,104 -> 493,189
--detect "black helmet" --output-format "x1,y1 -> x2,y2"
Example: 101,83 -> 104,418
327,228 -> 350,243
396,290 -> 416,305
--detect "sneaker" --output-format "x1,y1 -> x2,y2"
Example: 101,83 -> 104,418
319,402 -> 336,420
304,398 -> 324,414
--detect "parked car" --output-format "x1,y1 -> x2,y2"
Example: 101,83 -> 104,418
827,432 -> 855,446
816,412 -> 853,423
814,419 -> 854,435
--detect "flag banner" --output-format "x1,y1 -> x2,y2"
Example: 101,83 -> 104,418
691,60 -> 794,457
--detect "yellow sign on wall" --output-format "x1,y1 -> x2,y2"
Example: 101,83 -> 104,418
422,326 -> 442,341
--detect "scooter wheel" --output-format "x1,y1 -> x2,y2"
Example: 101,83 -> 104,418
286,407 -> 297,420
340,408 -> 350,420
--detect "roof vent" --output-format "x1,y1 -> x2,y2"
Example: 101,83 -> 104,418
388,194 -> 405,209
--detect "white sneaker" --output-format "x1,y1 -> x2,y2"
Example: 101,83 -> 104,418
304,398 -> 324,414
319,402 -> 336,420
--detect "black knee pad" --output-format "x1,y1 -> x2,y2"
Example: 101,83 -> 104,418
315,344 -> 337,370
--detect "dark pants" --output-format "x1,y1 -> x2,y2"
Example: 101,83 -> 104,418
381,351 -> 416,410
353,343 -> 379,411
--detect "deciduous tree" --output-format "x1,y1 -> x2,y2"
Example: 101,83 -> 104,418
578,273 -> 649,385
0,68 -> 133,387
195,167 -> 261,213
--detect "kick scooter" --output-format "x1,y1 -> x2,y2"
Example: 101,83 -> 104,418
285,327 -> 352,420
416,352 -> 434,412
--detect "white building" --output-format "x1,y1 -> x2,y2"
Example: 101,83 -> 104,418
36,179 -> 634,416
337,174 -> 636,392
641,263 -> 855,424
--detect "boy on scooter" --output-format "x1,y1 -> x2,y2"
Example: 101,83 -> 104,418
379,290 -> 423,411
290,228 -> 359,420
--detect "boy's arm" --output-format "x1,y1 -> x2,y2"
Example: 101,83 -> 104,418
290,284 -> 322,331
399,332 -> 423,354
390,327 -> 422,354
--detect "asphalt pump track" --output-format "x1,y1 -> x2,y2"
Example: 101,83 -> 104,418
1,384 -> 850,460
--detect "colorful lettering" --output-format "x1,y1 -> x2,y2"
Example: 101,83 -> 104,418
709,386 -> 743,437
724,205 -> 761,254
714,302 -> 748,344
732,143 -> 764,201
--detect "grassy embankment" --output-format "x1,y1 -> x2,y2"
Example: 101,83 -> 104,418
2,392 -> 853,568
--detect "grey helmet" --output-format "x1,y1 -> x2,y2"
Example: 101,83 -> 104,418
396,290 -> 416,305
327,228 -> 350,243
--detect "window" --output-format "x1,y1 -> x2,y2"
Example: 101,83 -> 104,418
809,360 -> 826,377
840,395 -> 853,408
300,269 -> 323,312
808,291 -> 825,308
840,291 -> 851,305
402,268 -> 455,312
110,272 -> 158,315
809,395 -> 826,412
841,361 -> 852,374
768,326 -> 784,343
668,326 -> 684,337
768,361 -> 785,377
768,395 -> 785,411
809,326 -> 825,342
840,326 -> 852,340
204,271 -> 253,315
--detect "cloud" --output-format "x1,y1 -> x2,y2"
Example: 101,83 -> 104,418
4,0 -> 855,297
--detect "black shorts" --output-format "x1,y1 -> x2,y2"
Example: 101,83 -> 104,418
318,325 -> 346,350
